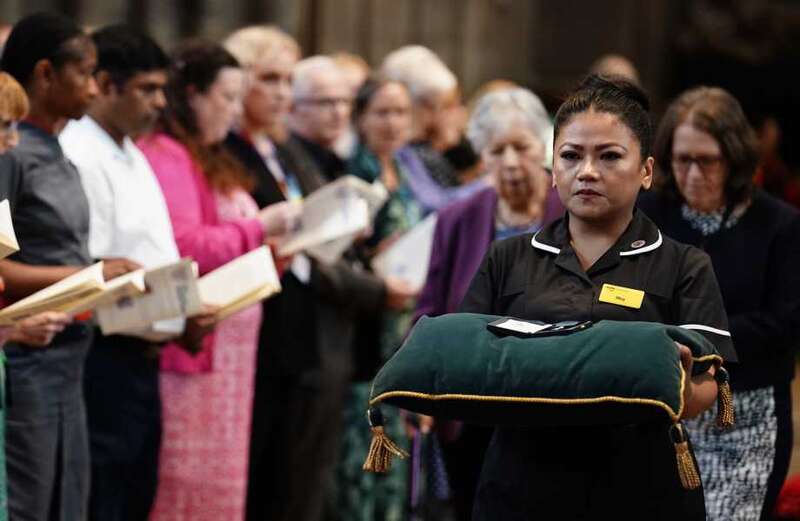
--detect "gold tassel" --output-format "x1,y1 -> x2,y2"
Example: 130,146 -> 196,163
362,426 -> 409,473
715,367 -> 735,429
672,424 -> 701,490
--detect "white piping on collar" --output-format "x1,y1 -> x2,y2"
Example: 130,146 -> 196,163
679,324 -> 732,337
531,229 -> 663,257
619,230 -> 663,257
531,231 -> 561,255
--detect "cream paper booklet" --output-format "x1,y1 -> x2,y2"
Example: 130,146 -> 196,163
278,176 -> 381,259
0,199 -> 20,259
96,259 -> 202,336
304,179 -> 389,264
0,262 -> 152,325
198,245 -> 282,321
371,213 -> 438,292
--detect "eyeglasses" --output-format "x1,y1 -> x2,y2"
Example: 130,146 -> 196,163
294,97 -> 352,110
671,154 -> 724,173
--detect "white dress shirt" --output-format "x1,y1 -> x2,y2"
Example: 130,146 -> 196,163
60,116 -> 183,338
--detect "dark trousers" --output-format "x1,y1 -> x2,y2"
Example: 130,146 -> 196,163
83,333 -> 161,521
473,423 -> 706,521
439,424 -> 493,521
246,359 -> 351,521
763,382 -> 793,521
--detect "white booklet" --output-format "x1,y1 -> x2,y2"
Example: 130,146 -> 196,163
0,199 -> 20,260
278,176 -> 385,260
371,214 -> 438,292
198,245 -> 282,321
96,259 -> 203,336
303,181 -> 387,265
0,262 -> 108,324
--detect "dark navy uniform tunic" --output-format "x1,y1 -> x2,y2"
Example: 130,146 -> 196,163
460,209 -> 736,521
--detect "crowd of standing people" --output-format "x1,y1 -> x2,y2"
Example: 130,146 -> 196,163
0,10 -> 798,521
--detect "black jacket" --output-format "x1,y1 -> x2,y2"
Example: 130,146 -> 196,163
225,131 -> 385,378
638,189 -> 800,391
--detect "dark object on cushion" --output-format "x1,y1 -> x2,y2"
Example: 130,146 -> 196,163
363,313 -> 733,487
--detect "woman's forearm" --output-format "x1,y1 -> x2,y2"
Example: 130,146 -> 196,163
0,259 -> 81,300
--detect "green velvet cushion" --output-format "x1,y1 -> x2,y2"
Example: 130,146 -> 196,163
369,313 -> 724,427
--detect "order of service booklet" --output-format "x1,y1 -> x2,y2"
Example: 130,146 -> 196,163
0,262 -> 148,325
197,245 -> 282,321
96,259 -> 203,336
371,213 -> 438,292
278,176 -> 383,261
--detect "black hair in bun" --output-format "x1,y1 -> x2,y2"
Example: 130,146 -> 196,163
554,73 -> 652,158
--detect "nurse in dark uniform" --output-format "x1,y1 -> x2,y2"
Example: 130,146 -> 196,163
460,75 -> 736,520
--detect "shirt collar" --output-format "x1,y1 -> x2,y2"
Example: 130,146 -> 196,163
18,121 -> 64,158
531,208 -> 663,260
83,116 -> 138,162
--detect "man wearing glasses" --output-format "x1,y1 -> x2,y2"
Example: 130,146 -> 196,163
248,55 -> 415,521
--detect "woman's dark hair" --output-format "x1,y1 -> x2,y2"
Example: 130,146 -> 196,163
91,25 -> 170,89
554,74 -> 652,159
160,40 -> 252,193
352,75 -> 406,124
652,86 -> 758,206
1,12 -> 89,88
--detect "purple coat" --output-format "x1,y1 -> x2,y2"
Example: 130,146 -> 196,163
415,185 -> 564,321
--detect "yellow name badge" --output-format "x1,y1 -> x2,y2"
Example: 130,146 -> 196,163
598,283 -> 645,309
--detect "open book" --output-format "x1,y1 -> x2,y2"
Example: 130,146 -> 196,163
371,213 -> 438,292
304,179 -> 389,264
0,262 -> 151,325
278,176 -> 384,260
0,199 -> 20,260
96,259 -> 203,337
198,245 -> 282,321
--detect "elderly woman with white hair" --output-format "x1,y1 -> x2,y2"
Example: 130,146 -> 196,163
413,87 -> 563,520
382,45 -> 468,187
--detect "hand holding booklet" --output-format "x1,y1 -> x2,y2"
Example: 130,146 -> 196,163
197,245 -> 281,321
96,259 -> 203,337
0,261 -> 148,325
278,176 -> 386,261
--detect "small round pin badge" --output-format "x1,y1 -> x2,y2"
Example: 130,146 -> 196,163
630,240 -> 646,249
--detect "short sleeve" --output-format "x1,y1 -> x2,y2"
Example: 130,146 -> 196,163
674,246 -> 737,363
0,153 -> 22,206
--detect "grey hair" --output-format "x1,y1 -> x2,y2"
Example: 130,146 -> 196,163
380,45 -> 457,102
466,88 -> 553,167
291,55 -> 345,99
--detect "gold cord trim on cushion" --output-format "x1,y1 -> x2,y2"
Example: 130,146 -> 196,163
370,391 -> 683,422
